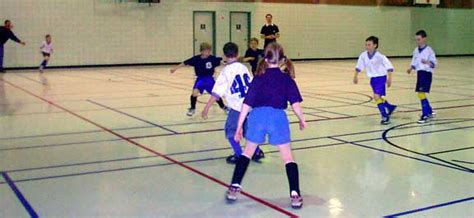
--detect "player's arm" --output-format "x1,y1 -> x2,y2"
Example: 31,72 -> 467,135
170,63 -> 185,74
202,73 -> 227,119
384,56 -> 394,87
427,48 -> 437,69
201,95 -> 218,120
354,55 -> 364,84
291,102 -> 306,130
10,32 -> 25,45
275,26 -> 280,38
407,51 -> 416,74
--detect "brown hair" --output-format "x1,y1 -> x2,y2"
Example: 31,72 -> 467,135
249,37 -> 259,44
255,42 -> 295,79
200,42 -> 212,52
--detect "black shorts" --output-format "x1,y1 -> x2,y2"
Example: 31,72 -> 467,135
42,52 -> 51,57
416,70 -> 432,93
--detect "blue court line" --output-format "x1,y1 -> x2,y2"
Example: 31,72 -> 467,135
87,99 -> 178,134
383,196 -> 474,217
1,172 -> 39,218
426,146 -> 474,156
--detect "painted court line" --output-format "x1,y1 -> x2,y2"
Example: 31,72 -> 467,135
87,99 -> 178,134
2,78 -> 299,217
1,172 -> 38,218
383,196 -> 474,217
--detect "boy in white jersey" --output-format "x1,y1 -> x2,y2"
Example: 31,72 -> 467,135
353,36 -> 397,125
202,42 -> 264,164
39,34 -> 53,73
406,30 -> 437,124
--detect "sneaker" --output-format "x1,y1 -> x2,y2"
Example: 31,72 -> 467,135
290,193 -> 303,209
387,105 -> 397,116
380,116 -> 391,125
226,155 -> 238,164
186,108 -> 195,116
417,115 -> 430,124
226,185 -> 241,202
252,150 -> 265,162
428,111 -> 436,119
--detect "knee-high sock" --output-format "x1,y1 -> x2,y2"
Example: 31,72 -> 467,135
418,92 -> 432,116
227,137 -> 242,156
190,95 -> 197,109
376,98 -> 388,118
286,162 -> 300,196
40,60 -> 48,67
231,155 -> 250,186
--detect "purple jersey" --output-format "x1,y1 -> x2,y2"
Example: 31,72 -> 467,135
244,68 -> 302,109
184,55 -> 222,78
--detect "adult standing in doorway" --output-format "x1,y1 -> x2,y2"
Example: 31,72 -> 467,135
0,20 -> 26,73
260,14 -> 280,49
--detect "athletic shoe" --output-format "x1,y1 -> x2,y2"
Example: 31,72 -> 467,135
290,193 -> 303,209
226,185 -> 241,202
417,115 -> 430,124
380,116 -> 391,125
428,111 -> 436,119
186,108 -> 195,116
226,155 -> 238,164
252,150 -> 265,162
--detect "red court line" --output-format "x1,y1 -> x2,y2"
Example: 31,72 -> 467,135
2,78 -> 299,217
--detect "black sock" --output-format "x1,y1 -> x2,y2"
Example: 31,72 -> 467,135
217,99 -> 225,109
190,95 -> 197,109
285,162 -> 300,196
231,155 -> 250,185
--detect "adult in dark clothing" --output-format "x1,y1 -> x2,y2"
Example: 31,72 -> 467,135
0,20 -> 26,73
260,14 -> 280,49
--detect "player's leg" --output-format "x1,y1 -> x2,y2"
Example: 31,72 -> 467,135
188,88 -> 201,116
225,109 -> 243,164
372,76 -> 390,124
416,71 -> 433,124
226,141 -> 259,201
0,45 -> 4,73
277,143 -> 303,209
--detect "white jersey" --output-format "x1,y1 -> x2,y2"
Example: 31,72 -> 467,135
40,41 -> 53,54
212,62 -> 253,112
410,45 -> 437,72
356,51 -> 394,78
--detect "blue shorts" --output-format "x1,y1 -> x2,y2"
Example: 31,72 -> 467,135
225,109 -> 240,139
245,107 -> 291,145
416,71 -> 432,93
370,76 -> 387,96
193,77 -> 215,94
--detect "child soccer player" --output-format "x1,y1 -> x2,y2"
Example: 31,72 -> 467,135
242,37 -> 264,76
406,30 -> 437,124
226,42 -> 306,209
39,34 -> 53,73
170,42 -> 227,116
353,36 -> 397,125
201,42 -> 265,164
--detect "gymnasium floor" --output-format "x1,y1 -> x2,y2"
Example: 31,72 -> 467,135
0,57 -> 473,217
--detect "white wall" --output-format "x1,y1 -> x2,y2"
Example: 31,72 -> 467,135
1,0 -> 473,68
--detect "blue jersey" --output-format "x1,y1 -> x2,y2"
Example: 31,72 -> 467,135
184,55 -> 222,78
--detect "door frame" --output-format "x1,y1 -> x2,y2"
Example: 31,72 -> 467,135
229,11 -> 251,46
193,11 -> 216,55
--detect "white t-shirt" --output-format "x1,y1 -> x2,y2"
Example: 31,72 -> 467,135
40,41 -> 53,54
212,62 -> 253,112
356,51 -> 394,78
410,45 -> 437,72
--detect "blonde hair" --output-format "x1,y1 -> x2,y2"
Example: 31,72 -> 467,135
255,42 -> 295,79
200,42 -> 212,52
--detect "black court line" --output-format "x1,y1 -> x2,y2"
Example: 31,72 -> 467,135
3,119 -> 472,176
87,99 -> 178,134
1,172 -> 38,218
426,146 -> 474,156
382,119 -> 474,172
383,196 -> 474,217
451,160 -> 474,165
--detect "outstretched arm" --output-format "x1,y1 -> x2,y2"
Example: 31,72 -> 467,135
170,63 -> 185,74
